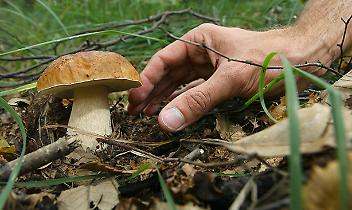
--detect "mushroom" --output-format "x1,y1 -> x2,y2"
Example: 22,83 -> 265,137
36,51 -> 141,150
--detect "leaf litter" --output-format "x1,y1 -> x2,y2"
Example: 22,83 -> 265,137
1,66 -> 352,210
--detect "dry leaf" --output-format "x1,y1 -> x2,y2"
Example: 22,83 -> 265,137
269,96 -> 287,120
225,103 -> 352,157
150,199 -> 210,210
57,178 -> 119,210
305,93 -> 321,107
303,153 -> 352,210
216,114 -> 246,142
321,69 -> 352,109
0,136 -> 16,155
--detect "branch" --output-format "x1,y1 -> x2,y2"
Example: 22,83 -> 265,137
166,31 -> 343,77
337,15 -> 352,72
0,55 -> 53,62
0,137 -> 79,180
75,8 -> 218,35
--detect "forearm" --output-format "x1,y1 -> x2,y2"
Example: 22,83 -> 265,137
293,0 -> 352,61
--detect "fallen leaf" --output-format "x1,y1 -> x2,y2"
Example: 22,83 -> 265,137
150,198 -> 210,210
269,96 -> 287,120
321,69 -> 352,109
305,93 -> 321,107
216,114 -> 246,142
225,103 -> 352,157
303,153 -> 352,210
57,178 -> 119,210
0,136 -> 16,155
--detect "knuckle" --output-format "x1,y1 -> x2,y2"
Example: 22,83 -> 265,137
184,89 -> 211,114
196,23 -> 216,31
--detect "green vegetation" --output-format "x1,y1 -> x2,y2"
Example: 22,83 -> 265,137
0,0 -> 304,73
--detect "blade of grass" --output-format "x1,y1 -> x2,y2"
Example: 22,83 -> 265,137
293,67 -> 349,210
237,73 -> 285,112
154,164 -> 177,210
35,0 -> 69,36
0,174 -> 107,188
259,52 -> 279,123
0,8 -> 37,26
0,30 -> 169,56
0,97 -> 27,209
279,55 -> 302,210
126,162 -> 153,181
0,82 -> 37,97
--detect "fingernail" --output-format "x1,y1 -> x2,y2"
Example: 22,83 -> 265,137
161,107 -> 185,131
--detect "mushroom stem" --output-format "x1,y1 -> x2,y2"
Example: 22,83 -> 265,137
67,86 -> 112,150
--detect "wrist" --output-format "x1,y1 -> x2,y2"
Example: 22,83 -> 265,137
279,26 -> 336,67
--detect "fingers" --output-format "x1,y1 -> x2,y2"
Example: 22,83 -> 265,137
128,24 -> 216,115
158,64 -> 241,132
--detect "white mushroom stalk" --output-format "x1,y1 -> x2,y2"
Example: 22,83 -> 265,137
67,85 -> 112,150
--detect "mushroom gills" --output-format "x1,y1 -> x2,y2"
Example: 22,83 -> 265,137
67,85 -> 112,150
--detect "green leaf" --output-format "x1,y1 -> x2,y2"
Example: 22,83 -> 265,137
293,67 -> 349,210
0,82 -> 37,97
279,55 -> 302,210
0,174 -> 107,188
154,164 -> 177,210
259,52 -> 279,123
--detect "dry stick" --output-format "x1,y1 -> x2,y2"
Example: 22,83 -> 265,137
0,137 -> 79,181
44,124 -> 165,162
166,31 -> 343,77
44,125 -> 272,170
76,8 -> 218,35
0,55 -> 53,62
337,15 -> 352,72
180,138 -> 288,176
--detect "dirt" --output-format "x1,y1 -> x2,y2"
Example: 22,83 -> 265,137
0,91 -> 337,210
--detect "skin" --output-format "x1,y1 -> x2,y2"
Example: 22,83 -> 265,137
128,0 -> 352,132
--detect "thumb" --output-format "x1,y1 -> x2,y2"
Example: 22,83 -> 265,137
158,68 -> 238,132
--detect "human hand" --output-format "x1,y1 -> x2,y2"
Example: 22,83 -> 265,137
128,23 -> 335,132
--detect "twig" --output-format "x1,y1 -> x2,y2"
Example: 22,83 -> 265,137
337,15 -> 352,72
0,137 -> 79,180
0,55 -> 53,62
166,31 -> 343,77
75,8 -> 218,35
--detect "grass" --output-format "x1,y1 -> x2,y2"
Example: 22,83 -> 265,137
0,0 -> 304,75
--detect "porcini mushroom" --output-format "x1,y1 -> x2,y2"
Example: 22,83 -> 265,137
37,51 -> 141,150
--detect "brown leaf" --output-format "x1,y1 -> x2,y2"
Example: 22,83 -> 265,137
321,69 -> 352,110
303,153 -> 352,210
58,178 -> 119,210
225,103 -> 352,157
216,114 -> 246,142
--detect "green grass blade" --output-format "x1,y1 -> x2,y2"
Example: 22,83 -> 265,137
259,52 -> 279,123
35,0 -> 69,36
0,82 -> 37,97
0,97 -> 27,209
127,162 -> 153,181
154,164 -> 177,210
0,30 -> 169,57
237,73 -> 285,112
293,67 -> 349,210
0,174 -> 107,188
279,55 -> 302,210
0,8 -> 37,26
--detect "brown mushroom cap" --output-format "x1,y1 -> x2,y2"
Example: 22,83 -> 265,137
37,51 -> 141,97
